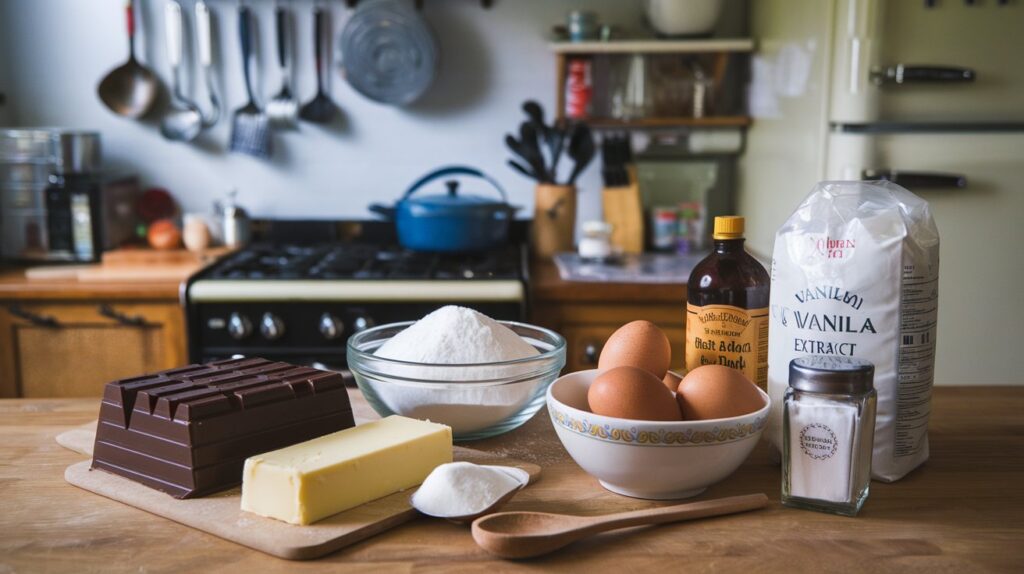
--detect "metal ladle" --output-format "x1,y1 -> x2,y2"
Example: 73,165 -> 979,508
97,0 -> 159,119
160,0 -> 203,141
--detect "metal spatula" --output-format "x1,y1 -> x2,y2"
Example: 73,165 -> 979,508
229,6 -> 271,158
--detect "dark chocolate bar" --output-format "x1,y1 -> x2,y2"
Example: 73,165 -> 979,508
91,357 -> 355,498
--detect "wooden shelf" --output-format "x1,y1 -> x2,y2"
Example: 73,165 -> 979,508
583,116 -> 752,129
549,38 -> 754,55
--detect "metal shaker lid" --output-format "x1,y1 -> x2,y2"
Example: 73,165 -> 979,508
789,355 -> 875,395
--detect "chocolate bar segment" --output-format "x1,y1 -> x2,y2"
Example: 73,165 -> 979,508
92,357 -> 355,498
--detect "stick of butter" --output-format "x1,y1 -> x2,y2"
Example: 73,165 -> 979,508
240,415 -> 453,525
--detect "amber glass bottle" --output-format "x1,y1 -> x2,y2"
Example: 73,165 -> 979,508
685,216 -> 770,389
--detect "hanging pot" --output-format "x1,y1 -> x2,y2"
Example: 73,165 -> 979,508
370,166 -> 518,252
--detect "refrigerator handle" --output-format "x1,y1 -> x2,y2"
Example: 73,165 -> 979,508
871,65 -> 976,85
862,169 -> 967,189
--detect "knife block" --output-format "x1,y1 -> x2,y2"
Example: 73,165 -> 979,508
602,181 -> 644,254
532,184 -> 577,259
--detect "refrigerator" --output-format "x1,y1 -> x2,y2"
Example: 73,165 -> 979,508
739,0 -> 1024,386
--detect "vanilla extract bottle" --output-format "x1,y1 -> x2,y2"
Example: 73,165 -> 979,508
685,216 -> 770,389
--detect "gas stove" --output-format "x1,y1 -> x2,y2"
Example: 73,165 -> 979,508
182,221 -> 530,368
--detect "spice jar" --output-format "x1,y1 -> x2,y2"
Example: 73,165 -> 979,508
782,355 -> 876,516
578,220 -> 613,260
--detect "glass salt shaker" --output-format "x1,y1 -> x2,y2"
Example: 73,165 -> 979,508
782,355 -> 877,517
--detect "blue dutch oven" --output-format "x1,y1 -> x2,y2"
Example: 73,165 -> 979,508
370,166 -> 518,252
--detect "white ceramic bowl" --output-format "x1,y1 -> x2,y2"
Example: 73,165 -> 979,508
645,0 -> 724,37
546,369 -> 769,499
348,320 -> 566,441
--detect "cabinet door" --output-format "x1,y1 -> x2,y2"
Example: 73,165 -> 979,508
563,324 -> 686,374
0,302 -> 186,397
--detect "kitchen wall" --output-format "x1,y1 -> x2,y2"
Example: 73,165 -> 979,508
0,0 -> 663,224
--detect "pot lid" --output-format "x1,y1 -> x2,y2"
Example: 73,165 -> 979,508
401,165 -> 511,209
407,180 -> 508,208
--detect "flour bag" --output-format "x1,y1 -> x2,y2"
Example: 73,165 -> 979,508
767,180 -> 939,482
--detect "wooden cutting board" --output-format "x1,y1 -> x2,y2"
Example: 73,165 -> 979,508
60,423 -> 540,560
101,247 -> 232,267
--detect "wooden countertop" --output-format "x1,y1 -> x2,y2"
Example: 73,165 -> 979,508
1,259 -> 685,305
0,268 -> 182,301
3,386 -> 1021,572
531,262 -> 686,304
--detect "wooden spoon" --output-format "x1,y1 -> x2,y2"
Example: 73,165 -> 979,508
471,493 -> 769,559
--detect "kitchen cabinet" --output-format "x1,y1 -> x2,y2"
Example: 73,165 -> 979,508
0,301 -> 186,397
530,263 -> 687,373
0,269 -> 186,398
561,319 -> 686,373
549,39 -> 753,129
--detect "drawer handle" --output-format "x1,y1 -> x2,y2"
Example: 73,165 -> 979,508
8,304 -> 61,328
583,342 -> 601,365
98,304 -> 149,327
871,65 -> 975,86
862,169 -> 967,189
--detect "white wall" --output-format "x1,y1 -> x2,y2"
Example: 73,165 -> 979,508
0,0 -> 653,221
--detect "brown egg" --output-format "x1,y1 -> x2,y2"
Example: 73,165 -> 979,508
676,365 -> 765,420
662,370 -> 682,393
598,320 -> 672,379
588,366 -> 682,421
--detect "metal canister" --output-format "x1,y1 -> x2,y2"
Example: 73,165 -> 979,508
222,191 -> 251,248
651,206 -> 678,251
567,10 -> 599,42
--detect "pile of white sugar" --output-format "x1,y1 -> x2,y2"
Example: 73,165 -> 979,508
411,462 -> 527,518
369,306 -> 545,435
375,305 -> 539,364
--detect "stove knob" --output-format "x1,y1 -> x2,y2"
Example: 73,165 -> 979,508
227,312 -> 253,340
319,313 -> 344,340
353,316 -> 376,332
260,312 -> 285,340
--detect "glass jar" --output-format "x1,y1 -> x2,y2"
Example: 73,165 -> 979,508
782,355 -> 877,517
578,220 -> 613,261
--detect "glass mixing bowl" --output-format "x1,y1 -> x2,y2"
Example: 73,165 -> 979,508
347,320 -> 567,441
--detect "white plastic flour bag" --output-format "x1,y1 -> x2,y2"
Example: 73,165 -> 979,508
767,180 -> 939,482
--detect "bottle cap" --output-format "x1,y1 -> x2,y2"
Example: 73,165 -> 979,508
713,216 -> 745,240
789,356 -> 875,395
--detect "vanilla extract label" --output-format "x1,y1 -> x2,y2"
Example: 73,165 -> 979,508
686,303 -> 768,389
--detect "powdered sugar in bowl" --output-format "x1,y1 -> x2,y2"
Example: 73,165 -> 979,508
347,313 -> 566,440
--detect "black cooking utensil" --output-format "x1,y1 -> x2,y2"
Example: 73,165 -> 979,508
299,8 -> 336,123
522,100 -> 553,148
519,122 -> 550,181
568,124 -> 595,185
548,121 -> 574,181
505,130 -> 548,183
507,159 -> 537,181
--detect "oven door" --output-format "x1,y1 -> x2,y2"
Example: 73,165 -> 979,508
188,300 -> 526,368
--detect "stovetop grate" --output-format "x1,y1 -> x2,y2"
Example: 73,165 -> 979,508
206,243 -> 525,281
